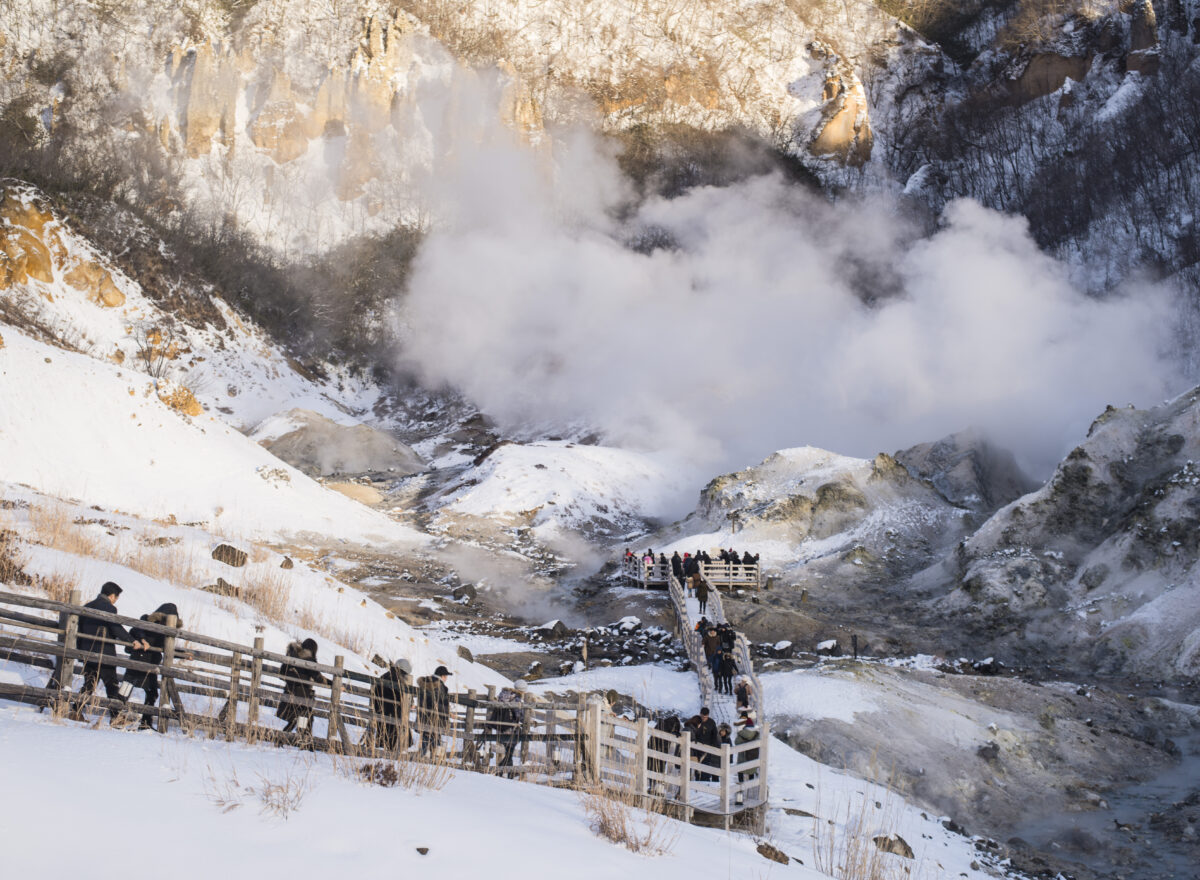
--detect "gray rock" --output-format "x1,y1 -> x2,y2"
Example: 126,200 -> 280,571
457,644 -> 474,663
211,544 -> 247,567
253,408 -> 424,478
895,429 -> 1037,514
452,584 -> 477,603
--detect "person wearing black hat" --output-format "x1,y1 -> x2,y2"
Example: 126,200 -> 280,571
277,638 -> 328,735
370,658 -> 413,753
124,602 -> 184,731
77,582 -> 148,719
735,709 -> 760,782
417,665 -> 452,757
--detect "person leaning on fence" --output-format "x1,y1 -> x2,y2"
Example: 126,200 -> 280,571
488,678 -> 529,773
369,658 -> 412,754
417,665 -> 452,757
76,582 -> 148,720
123,602 -> 185,731
734,709 -> 760,782
277,638 -> 327,736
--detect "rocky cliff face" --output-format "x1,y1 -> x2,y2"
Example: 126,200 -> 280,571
2,1 -> 1195,287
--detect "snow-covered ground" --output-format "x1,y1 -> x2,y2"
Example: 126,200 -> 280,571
0,688 -> 993,880
0,487 -> 501,690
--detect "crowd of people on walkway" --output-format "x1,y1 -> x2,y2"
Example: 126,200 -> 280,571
623,547 -> 762,577
64,583 -> 535,769
52,581 -> 762,798
648,704 -> 760,786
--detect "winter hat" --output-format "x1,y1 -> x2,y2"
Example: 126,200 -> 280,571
301,638 -> 318,654
392,658 -> 412,675
434,665 -> 451,677
513,679 -> 529,692
736,710 -> 757,727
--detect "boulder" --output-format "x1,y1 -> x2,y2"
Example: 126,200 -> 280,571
457,644 -> 474,663
756,842 -> 791,864
202,577 -> 240,598
158,384 -> 203,416
212,544 -> 248,567
815,638 -> 841,656
536,619 -> 570,638
809,68 -> 873,166
873,834 -> 914,859
280,556 -> 294,569
452,584 -> 477,603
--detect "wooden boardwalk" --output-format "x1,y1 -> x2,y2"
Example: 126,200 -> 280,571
0,586 -> 768,828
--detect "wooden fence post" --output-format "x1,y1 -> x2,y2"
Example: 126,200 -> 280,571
247,636 -> 264,735
329,655 -> 345,753
679,730 -> 692,810
49,589 -> 82,699
720,743 -> 732,818
589,698 -> 603,784
158,614 -> 178,734
634,717 -> 648,795
463,689 -> 476,768
223,651 -> 241,741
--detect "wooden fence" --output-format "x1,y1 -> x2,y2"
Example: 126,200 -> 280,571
0,588 -> 766,826
621,557 -> 761,590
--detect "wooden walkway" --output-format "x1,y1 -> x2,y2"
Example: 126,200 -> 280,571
0,587 -> 767,827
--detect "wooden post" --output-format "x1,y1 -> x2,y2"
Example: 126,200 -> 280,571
719,743 -> 732,816
463,689 -> 477,768
223,651 -> 242,741
158,614 -> 178,734
519,700 -> 533,774
546,707 -> 558,770
574,692 -> 586,781
247,636 -> 264,734
588,698 -> 603,783
679,730 -> 692,808
50,589 -> 82,697
329,655 -> 345,752
634,716 -> 649,795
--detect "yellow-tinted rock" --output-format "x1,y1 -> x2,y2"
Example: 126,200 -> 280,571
810,71 -> 873,166
0,228 -> 54,286
1013,54 -> 1092,103
64,260 -> 126,307
183,42 -> 239,159
249,70 -> 311,164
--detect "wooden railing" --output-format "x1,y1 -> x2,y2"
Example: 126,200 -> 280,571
0,588 -> 766,820
622,557 -> 761,591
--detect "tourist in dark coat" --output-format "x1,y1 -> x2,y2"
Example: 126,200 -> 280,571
670,552 -> 683,584
370,658 -> 412,753
78,582 -> 146,718
735,710 -> 761,782
124,603 -> 183,730
716,649 -> 738,695
742,551 -> 757,567
647,714 -> 681,785
418,665 -> 452,756
277,638 -> 327,734
695,577 -> 710,615
735,677 -> 751,711
488,679 -> 529,772
696,707 -> 720,781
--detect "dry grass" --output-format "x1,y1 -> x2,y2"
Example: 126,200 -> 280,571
241,569 -> 292,622
124,533 -> 204,587
27,503 -> 101,557
294,604 -> 371,657
354,751 -> 455,793
812,785 -> 915,880
579,783 -> 679,855
204,759 -> 314,819
34,570 -> 76,603
0,526 -> 32,586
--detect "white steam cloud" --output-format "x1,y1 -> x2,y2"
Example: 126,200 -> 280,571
399,93 -> 1184,498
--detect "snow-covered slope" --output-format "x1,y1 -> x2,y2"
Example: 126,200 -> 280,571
0,326 -> 423,546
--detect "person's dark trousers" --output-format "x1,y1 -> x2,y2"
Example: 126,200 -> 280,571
81,663 -> 127,718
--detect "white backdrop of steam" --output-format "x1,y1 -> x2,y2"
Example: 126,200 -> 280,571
399,92 -> 1183,495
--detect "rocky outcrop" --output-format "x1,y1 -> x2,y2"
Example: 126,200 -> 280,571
809,66 -> 873,166
0,189 -> 58,288
1124,0 -> 1161,74
253,408 -> 425,478
63,261 -> 125,308
896,430 -> 1037,515
946,390 -> 1200,680
1010,53 -> 1093,104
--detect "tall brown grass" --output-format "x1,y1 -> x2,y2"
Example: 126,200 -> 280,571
578,783 -> 679,855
